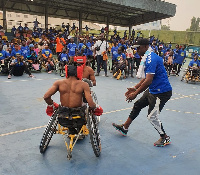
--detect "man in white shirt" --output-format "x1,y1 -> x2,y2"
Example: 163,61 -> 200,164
94,35 -> 109,77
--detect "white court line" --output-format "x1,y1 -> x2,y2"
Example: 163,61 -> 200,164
20,80 -> 28,82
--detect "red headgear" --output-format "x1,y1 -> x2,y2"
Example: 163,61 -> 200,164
74,56 -> 87,67
65,64 -> 83,80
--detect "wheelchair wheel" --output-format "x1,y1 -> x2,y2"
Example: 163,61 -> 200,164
87,109 -> 101,157
91,91 -> 100,124
39,111 -> 58,154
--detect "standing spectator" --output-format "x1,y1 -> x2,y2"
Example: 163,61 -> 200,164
24,24 -> 29,32
33,18 -> 39,30
132,29 -> 135,39
112,38 -> 172,147
17,23 -> 24,40
67,37 -> 77,63
86,38 -> 95,69
111,40 -> 119,72
94,35 -> 109,77
11,26 -> 16,37
126,46 -> 134,78
55,33 -> 66,60
174,45 -> 186,76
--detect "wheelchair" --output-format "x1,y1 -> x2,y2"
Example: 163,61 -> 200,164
181,68 -> 200,83
0,58 -> 11,75
39,104 -> 101,160
25,59 -> 42,72
112,62 -> 127,80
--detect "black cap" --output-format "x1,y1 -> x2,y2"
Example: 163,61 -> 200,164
132,38 -> 150,48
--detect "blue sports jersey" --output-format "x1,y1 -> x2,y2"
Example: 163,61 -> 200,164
86,42 -> 93,56
113,53 -> 126,62
111,46 -> 119,60
189,59 -> 200,67
0,50 -> 7,60
11,49 -> 22,57
60,53 -> 68,62
134,52 -> 140,59
42,49 -> 52,57
67,43 -> 77,57
176,50 -> 186,64
173,49 -> 179,63
159,49 -> 166,58
21,46 -> 29,58
145,52 -> 172,94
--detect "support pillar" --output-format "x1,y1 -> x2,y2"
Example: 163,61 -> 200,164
2,0 -> 7,32
106,16 -> 110,40
128,25 -> 132,39
79,11 -> 82,34
45,5 -> 48,30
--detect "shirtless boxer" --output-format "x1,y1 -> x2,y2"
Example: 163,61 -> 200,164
44,63 -> 102,116
74,56 -> 96,86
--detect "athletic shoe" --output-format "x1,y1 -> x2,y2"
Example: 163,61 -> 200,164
60,74 -> 64,77
8,75 -> 11,79
154,136 -> 171,147
95,73 -> 99,76
48,71 -> 52,74
112,123 -> 128,136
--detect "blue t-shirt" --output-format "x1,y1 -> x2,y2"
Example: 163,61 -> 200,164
176,50 -> 186,64
78,43 -> 84,51
60,53 -> 68,62
67,43 -> 77,57
21,46 -> 29,58
11,49 -> 22,58
159,49 -> 166,59
27,50 -> 37,60
173,49 -> 179,63
113,53 -> 126,62
118,43 -> 127,50
145,52 -> 172,94
18,26 -> 23,32
86,42 -> 93,56
111,46 -> 119,60
0,50 -> 7,60
134,52 -> 140,59
42,49 -> 52,57
189,59 -> 200,67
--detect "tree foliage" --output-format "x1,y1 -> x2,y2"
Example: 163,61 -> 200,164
190,17 -> 200,31
161,25 -> 170,30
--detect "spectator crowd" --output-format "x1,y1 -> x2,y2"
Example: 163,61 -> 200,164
0,22 -> 199,80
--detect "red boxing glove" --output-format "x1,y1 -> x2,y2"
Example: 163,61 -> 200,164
46,102 -> 59,116
93,105 -> 103,116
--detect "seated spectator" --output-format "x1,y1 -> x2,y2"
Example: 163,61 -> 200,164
20,40 -> 29,58
58,48 -> 68,77
113,47 -> 127,79
8,53 -> 34,79
11,43 -> 22,59
188,54 -> 200,78
42,43 -> 54,73
0,44 -> 7,66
